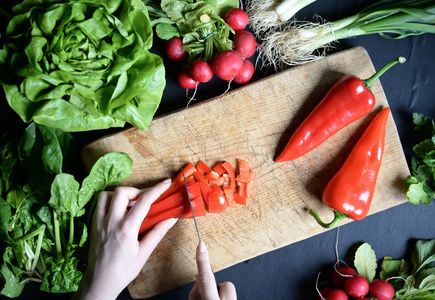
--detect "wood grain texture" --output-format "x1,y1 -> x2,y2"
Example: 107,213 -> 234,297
81,47 -> 409,299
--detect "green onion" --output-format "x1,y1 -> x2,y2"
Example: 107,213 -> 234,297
246,0 -> 316,35
256,0 -> 435,68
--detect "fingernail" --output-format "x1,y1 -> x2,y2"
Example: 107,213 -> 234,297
163,178 -> 172,184
168,218 -> 178,229
198,241 -> 207,253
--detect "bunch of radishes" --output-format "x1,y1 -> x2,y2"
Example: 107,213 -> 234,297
318,265 -> 395,300
164,8 -> 258,90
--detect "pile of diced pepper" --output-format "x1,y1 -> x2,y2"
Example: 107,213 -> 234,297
139,160 -> 255,233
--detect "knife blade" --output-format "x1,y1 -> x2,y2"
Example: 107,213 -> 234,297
180,161 -> 202,243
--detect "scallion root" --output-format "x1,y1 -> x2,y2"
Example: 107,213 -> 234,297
258,20 -> 336,69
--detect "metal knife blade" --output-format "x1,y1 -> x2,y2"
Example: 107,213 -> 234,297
180,161 -> 202,243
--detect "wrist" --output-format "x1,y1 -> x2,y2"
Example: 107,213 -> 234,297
71,268 -> 120,300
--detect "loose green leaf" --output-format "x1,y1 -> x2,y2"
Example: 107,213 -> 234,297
79,152 -> 133,208
354,243 -> 377,283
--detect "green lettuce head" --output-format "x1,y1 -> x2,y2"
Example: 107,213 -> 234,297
0,0 -> 165,132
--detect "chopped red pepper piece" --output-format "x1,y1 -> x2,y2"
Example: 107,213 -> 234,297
196,160 -> 212,173
213,162 -> 227,175
204,171 -> 220,184
199,179 -> 213,205
223,187 -> 237,207
193,170 -> 205,181
221,161 -> 236,190
236,159 -> 251,183
138,159 -> 254,234
234,193 -> 247,205
208,190 -> 227,213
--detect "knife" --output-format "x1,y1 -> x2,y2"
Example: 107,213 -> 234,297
180,161 -> 202,243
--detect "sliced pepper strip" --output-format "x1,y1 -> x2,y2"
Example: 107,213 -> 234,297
154,162 -> 197,203
139,196 -> 206,234
147,182 -> 201,218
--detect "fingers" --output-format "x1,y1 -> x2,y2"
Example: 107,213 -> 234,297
218,282 -> 237,300
126,179 -> 171,230
195,241 -> 220,300
108,186 -> 143,221
138,218 -> 178,261
94,191 -> 113,231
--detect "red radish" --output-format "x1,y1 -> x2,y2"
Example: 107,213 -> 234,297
317,286 -> 333,300
211,50 -> 244,81
177,69 -> 198,89
233,59 -> 254,84
188,59 -> 213,83
164,37 -> 187,61
324,289 -> 348,300
369,279 -> 395,300
224,8 -> 249,31
234,30 -> 257,59
343,275 -> 369,298
332,266 -> 357,288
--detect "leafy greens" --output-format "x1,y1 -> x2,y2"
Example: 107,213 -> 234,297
353,240 -> 435,299
144,0 -> 239,61
0,123 -> 133,297
405,113 -> 435,205
0,0 -> 165,132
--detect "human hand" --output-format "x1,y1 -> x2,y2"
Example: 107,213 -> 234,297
72,179 -> 177,300
189,241 -> 237,300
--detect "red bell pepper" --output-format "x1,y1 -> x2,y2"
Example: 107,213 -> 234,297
154,162 -> 197,203
140,182 -> 204,233
147,182 -> 201,218
275,57 -> 405,162
139,195 -> 206,234
309,107 -> 390,228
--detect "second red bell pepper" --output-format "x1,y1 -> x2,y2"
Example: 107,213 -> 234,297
309,107 -> 390,228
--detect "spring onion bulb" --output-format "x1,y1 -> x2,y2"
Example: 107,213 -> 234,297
246,0 -> 316,35
257,0 -> 435,69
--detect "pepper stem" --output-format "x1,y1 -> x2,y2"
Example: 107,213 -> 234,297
363,56 -> 406,90
309,209 -> 349,229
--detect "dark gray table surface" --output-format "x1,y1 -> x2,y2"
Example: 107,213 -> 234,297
1,0 -> 435,299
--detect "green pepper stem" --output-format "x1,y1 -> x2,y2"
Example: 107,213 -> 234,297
309,209 -> 349,228
363,56 -> 406,90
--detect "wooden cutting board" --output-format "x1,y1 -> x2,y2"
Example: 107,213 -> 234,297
81,46 -> 410,299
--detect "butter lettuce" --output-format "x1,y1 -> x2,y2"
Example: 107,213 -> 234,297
0,0 -> 165,132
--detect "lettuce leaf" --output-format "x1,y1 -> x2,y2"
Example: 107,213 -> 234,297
0,0 -> 165,132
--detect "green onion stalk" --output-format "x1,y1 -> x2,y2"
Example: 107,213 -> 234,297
246,0 -> 317,36
258,0 -> 435,69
